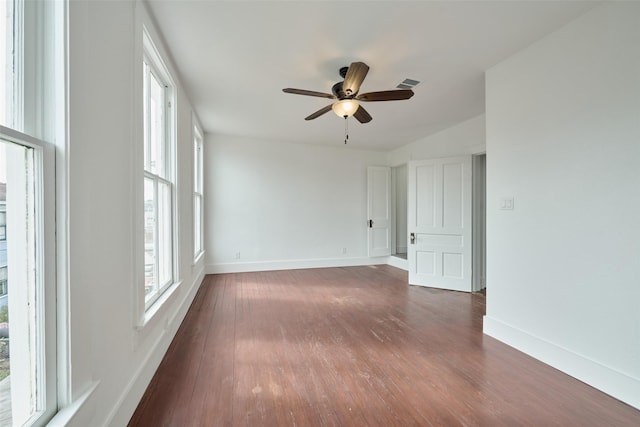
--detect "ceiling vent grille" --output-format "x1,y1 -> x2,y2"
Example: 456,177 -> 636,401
397,78 -> 420,90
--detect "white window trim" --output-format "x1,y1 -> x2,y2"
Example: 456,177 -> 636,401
53,0 -> 72,410
142,30 -> 177,310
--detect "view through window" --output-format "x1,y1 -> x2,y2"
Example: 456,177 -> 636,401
0,139 -> 40,426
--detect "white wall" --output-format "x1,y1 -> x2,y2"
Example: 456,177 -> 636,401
387,114 -> 486,166
51,1 -> 205,425
484,2 -> 640,409
204,113 -> 486,274
205,135 -> 387,273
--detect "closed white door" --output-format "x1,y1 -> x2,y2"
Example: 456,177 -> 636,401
408,157 -> 472,291
367,166 -> 391,257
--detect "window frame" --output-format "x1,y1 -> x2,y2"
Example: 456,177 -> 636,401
141,27 -> 178,312
1,0 -> 60,423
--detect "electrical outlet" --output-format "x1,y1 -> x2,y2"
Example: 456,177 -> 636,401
342,247 -> 347,255
235,251 -> 241,259
500,197 -> 514,210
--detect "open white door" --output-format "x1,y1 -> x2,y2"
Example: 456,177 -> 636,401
408,157 -> 472,291
367,166 -> 391,257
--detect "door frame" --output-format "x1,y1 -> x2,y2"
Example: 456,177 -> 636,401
472,153 -> 487,292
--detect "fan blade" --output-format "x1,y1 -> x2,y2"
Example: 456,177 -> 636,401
353,105 -> 372,123
357,89 -> 414,102
283,88 -> 335,99
305,104 -> 333,120
343,62 -> 369,96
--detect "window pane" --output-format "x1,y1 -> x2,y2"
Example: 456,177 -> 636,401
0,212 -> 5,240
157,180 -> 172,287
143,177 -> 156,301
149,72 -> 165,178
194,194 -> 201,255
193,139 -> 198,191
143,62 -> 149,171
193,137 -> 202,194
0,138 -> 41,426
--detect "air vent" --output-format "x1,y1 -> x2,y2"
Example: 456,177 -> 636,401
396,78 -> 420,90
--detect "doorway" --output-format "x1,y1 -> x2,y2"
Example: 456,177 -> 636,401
392,164 -> 408,260
387,156 -> 485,285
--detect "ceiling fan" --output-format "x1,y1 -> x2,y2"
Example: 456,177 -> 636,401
282,61 -> 414,123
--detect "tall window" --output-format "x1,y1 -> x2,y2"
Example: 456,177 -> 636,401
1,0 -> 58,424
193,125 -> 203,260
143,30 -> 176,309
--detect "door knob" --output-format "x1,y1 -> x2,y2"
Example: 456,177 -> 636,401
410,232 -> 415,244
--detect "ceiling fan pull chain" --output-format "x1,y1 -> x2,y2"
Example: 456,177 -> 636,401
344,116 -> 349,144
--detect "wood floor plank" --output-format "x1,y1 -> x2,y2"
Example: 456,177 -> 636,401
129,265 -> 640,426
187,274 -> 236,427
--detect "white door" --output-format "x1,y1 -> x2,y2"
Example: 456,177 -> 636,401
367,166 -> 391,257
408,157 -> 472,291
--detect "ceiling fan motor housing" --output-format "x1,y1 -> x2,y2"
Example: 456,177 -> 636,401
332,65 -> 358,99
332,81 -> 356,99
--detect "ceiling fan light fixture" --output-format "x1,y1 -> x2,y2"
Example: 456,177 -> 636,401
332,99 -> 359,118
283,62 -> 413,125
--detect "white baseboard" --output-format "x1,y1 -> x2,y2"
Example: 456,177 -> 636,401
103,268 -> 206,427
206,256 -> 389,274
483,315 -> 640,410
387,255 -> 408,271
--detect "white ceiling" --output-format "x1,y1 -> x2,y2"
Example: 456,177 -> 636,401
146,0 -> 597,151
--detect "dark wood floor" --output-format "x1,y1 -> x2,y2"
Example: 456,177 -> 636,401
129,266 -> 640,426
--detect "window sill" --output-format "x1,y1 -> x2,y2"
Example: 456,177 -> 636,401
136,279 -> 182,332
193,250 -> 205,267
48,380 -> 100,426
